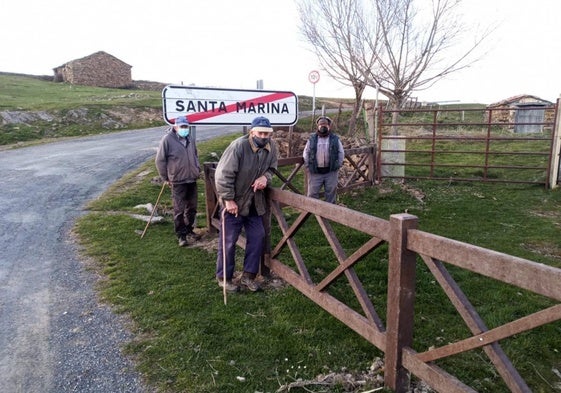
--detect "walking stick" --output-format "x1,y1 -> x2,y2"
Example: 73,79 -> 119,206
140,182 -> 167,239
221,208 -> 228,305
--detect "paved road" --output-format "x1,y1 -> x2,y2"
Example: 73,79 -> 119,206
0,125 -> 242,393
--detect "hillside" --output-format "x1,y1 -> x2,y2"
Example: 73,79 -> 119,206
0,73 -> 167,146
0,73 -> 348,146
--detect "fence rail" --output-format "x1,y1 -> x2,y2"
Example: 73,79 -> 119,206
203,145 -> 375,232
203,163 -> 561,392
265,188 -> 561,393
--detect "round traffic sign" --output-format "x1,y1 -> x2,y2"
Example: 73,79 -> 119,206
308,70 -> 320,84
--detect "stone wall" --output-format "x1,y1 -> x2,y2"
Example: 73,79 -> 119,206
54,51 -> 132,88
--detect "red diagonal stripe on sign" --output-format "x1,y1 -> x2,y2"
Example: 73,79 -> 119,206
186,92 -> 294,123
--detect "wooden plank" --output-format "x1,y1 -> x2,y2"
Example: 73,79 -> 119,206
279,162 -> 305,192
278,156 -> 304,166
408,229 -> 561,301
268,257 -> 387,351
416,304 -> 561,363
546,98 -> 561,188
343,153 -> 370,186
270,167 -> 303,194
315,217 -> 385,330
402,348 -> 478,393
270,200 -> 312,283
316,236 -> 385,291
203,163 -> 219,233
385,214 -> 418,392
420,255 -> 531,393
269,188 -> 390,239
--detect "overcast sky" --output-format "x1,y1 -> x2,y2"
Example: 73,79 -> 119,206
1,0 -> 560,104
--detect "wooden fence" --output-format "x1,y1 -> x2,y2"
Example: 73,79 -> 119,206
203,152 -> 561,392
263,190 -> 561,392
203,145 -> 375,231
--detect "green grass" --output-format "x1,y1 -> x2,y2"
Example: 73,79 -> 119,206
339,182 -> 561,392
76,135 -> 381,392
380,129 -> 552,183
0,73 -> 162,110
8,72 -> 558,391
74,134 -> 561,392
0,73 -> 353,146
0,74 -> 164,146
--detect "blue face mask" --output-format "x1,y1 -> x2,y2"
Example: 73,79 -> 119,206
177,128 -> 189,138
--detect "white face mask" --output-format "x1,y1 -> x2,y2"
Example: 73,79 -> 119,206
177,128 -> 189,138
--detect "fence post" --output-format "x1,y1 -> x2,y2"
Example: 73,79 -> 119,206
261,189 -> 272,277
203,162 -> 218,234
385,213 -> 418,392
368,145 -> 376,184
549,97 -> 561,189
288,125 -> 294,157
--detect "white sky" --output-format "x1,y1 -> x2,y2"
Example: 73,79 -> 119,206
1,0 -> 560,104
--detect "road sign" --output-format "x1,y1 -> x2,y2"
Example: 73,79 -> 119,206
162,86 -> 298,125
308,70 -> 320,84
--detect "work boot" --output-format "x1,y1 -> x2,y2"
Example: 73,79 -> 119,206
217,278 -> 239,293
186,230 -> 202,242
240,274 -> 260,292
178,236 -> 188,247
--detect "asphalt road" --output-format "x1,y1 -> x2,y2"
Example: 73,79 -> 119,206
0,125 -> 242,393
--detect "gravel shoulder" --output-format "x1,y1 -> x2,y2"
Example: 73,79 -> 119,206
0,126 -> 240,392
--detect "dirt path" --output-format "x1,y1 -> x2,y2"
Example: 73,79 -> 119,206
0,125 -> 241,392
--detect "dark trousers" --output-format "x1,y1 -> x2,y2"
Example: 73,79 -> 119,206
171,182 -> 197,237
216,211 -> 265,280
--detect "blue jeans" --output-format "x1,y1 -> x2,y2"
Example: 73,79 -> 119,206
216,211 -> 265,280
307,171 -> 338,203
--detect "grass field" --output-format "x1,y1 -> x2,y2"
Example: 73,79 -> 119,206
5,73 -> 560,392
75,134 -> 561,393
0,73 -> 343,146
0,73 -> 162,110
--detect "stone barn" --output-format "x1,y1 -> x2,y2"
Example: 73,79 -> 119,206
53,51 -> 132,88
487,94 -> 554,133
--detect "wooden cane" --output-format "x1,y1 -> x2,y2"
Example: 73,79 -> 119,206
221,208 -> 228,305
140,182 -> 167,239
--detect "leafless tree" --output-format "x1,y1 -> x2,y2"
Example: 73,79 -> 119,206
298,0 -> 379,135
298,0 -> 492,135
362,0 -> 490,110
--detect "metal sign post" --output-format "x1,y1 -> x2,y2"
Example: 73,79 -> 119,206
308,70 -> 320,129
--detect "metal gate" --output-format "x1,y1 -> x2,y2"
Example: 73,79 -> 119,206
376,101 -> 560,188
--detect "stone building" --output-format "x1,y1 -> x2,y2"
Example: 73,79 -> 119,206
487,94 -> 555,133
53,51 -> 132,88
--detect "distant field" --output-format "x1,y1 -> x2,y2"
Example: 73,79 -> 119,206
0,73 -> 347,146
0,73 -> 162,111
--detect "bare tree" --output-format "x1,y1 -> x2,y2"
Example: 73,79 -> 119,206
362,0 -> 490,111
298,0 -> 492,135
297,0 -> 378,135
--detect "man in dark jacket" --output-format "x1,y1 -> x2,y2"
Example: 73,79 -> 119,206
214,116 -> 278,292
303,116 -> 345,203
155,115 -> 201,246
